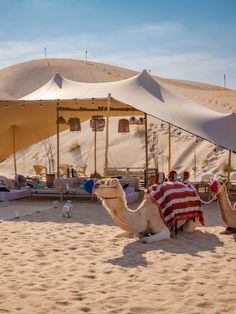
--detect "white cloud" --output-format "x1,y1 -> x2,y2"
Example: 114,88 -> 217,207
0,22 -> 235,88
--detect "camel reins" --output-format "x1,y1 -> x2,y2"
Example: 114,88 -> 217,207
94,186 -> 121,200
199,181 -> 227,204
199,195 -> 217,204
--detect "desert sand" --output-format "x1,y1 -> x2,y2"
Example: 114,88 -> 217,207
0,195 -> 236,314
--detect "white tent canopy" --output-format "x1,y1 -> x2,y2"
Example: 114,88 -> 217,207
21,69 -> 236,153
0,69 -> 236,165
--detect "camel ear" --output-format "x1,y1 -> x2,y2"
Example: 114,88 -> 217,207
105,178 -> 112,186
223,177 -> 228,185
110,178 -> 120,187
217,174 -> 228,185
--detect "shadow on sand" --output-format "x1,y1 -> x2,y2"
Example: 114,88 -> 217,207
106,230 -> 226,268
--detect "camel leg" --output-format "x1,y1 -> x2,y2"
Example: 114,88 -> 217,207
225,227 -> 236,234
137,228 -> 170,243
183,218 -> 199,233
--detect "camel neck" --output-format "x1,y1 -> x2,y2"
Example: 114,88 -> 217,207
217,190 -> 234,226
217,191 -> 231,207
103,198 -> 136,232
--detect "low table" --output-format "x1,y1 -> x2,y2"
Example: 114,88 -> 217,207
30,187 -> 95,201
192,181 -> 211,201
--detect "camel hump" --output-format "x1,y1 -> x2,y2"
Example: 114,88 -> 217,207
154,181 -> 198,196
150,180 -> 204,229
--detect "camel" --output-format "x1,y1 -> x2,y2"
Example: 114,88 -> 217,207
209,175 -> 236,234
94,178 -> 204,243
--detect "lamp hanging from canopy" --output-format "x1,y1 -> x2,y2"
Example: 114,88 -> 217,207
56,116 -> 66,124
137,117 -> 145,125
118,118 -> 130,134
129,116 -> 138,125
67,117 -> 81,132
90,115 -> 105,132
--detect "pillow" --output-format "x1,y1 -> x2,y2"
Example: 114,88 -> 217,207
0,179 -> 10,192
15,174 -> 27,187
0,176 -> 11,189
0,186 -> 10,192
122,183 -> 129,190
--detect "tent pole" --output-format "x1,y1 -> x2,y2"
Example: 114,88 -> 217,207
227,150 -> 232,190
144,113 -> 149,188
194,144 -> 197,182
94,117 -> 97,174
104,93 -> 111,176
168,123 -> 171,172
12,124 -> 17,176
56,105 -> 60,178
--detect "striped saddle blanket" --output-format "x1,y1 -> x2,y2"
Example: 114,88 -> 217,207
151,181 -> 204,229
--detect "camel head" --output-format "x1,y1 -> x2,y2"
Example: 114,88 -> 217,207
210,175 -> 228,195
94,178 -> 125,201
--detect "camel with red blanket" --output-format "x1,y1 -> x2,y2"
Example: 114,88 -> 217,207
94,176 -> 204,243
210,175 -> 236,234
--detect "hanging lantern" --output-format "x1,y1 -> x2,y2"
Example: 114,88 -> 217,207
67,117 -> 81,132
90,115 -> 105,132
118,118 -> 130,134
129,116 -> 138,125
92,126 -> 104,132
56,116 -> 66,124
137,117 -> 145,125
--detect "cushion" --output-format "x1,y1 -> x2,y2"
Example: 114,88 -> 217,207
201,173 -> 214,181
0,188 -> 30,201
0,178 -> 9,191
230,172 -> 236,181
15,174 -> 27,187
0,176 -> 11,189
0,186 -> 10,192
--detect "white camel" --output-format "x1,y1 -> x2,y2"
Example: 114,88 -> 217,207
210,175 -> 236,234
94,178 -> 204,243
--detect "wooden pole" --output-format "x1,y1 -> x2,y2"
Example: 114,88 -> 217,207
168,123 -> 171,172
12,124 -> 17,176
194,145 -> 197,182
56,105 -> 60,178
227,150 -> 232,190
94,117 -> 97,174
104,93 -> 111,176
144,113 -> 149,188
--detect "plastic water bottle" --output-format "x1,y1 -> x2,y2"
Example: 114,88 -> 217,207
67,200 -> 72,207
63,200 -> 73,218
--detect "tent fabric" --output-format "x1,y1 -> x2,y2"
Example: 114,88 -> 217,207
20,70 -> 236,152
0,70 -> 235,162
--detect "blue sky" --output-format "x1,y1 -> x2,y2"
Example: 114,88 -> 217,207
0,0 -> 236,88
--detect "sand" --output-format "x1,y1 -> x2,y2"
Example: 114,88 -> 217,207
1,196 -> 236,314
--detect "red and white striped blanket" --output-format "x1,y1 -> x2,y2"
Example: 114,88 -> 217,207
151,181 -> 204,229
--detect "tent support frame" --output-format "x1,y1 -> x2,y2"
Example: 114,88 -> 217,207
12,124 -> 17,177
104,93 -> 111,176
